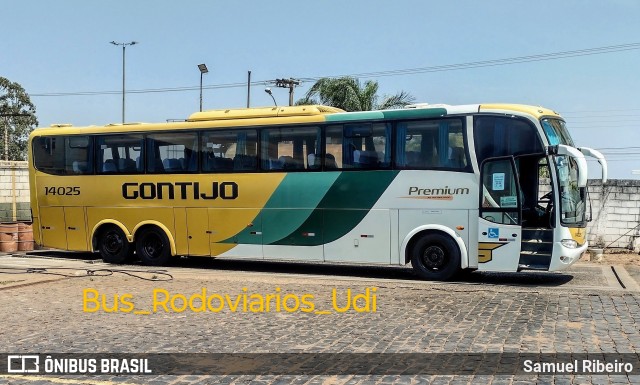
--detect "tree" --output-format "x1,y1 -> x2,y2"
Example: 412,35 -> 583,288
296,76 -> 415,112
0,77 -> 38,161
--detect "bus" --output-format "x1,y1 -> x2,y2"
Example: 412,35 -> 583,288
27,103 -> 607,280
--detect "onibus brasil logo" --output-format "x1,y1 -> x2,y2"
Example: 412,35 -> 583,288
6,355 -> 151,374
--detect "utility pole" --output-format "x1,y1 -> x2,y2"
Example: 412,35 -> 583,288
2,116 -> 7,161
110,41 -> 138,123
274,78 -> 300,106
247,71 -> 251,108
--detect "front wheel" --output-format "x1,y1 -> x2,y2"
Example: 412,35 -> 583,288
136,227 -> 171,266
410,233 -> 461,281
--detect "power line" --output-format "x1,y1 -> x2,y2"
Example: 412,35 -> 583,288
31,81 -> 252,97
588,159 -> 640,162
597,146 -> 640,150
302,42 -> 640,81
30,42 -> 640,98
566,119 -> 640,123
570,126 -> 639,129
563,114 -> 640,118
561,108 -> 640,114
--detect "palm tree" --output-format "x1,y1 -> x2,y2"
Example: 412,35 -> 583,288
296,77 -> 415,112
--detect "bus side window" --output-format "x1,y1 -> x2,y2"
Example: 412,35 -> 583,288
65,136 -> 93,175
325,126 -> 344,169
32,136 -> 94,175
146,132 -> 197,173
473,116 -> 544,165
97,135 -> 144,174
202,129 -> 257,172
395,119 -> 466,170
33,136 -> 65,175
261,126 -> 320,172
326,124 -> 390,170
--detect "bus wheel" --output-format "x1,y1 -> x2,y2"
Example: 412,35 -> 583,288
136,227 -> 171,266
410,233 -> 460,281
98,226 -> 131,264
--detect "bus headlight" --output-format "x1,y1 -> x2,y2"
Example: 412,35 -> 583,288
561,239 -> 578,249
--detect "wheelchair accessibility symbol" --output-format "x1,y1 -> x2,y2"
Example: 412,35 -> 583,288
488,228 -> 499,239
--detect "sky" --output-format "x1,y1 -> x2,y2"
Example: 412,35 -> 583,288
1,0 -> 639,179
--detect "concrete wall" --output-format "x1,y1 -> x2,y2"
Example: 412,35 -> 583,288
587,179 -> 640,250
0,161 -> 30,222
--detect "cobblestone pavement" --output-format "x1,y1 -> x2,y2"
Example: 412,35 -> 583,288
1,254 -> 640,384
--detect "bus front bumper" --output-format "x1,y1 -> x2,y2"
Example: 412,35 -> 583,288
548,240 -> 588,272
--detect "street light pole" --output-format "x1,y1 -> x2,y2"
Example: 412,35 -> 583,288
198,64 -> 209,112
110,41 -> 138,123
264,88 -> 277,107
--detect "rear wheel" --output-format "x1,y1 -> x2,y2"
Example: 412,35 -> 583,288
98,226 -> 131,264
136,227 -> 171,266
410,233 -> 461,281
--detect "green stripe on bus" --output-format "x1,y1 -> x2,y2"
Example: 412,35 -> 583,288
324,108 -> 448,123
325,111 -> 385,122
223,172 -> 341,245
381,108 -> 448,120
271,170 -> 399,246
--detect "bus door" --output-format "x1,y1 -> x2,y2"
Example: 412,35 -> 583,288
477,156 -> 522,272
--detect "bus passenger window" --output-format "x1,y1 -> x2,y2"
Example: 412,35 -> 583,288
326,123 -> 390,170
32,136 -> 94,175
33,137 -> 65,175
325,127 -> 344,169
395,118 -> 467,170
261,126 -> 320,171
65,136 -> 93,175
202,130 -> 257,172
97,135 -> 144,174
146,132 -> 198,173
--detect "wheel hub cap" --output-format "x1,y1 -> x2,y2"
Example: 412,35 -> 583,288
423,246 -> 445,269
105,233 -> 123,254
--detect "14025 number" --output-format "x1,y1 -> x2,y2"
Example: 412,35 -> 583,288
44,186 -> 80,196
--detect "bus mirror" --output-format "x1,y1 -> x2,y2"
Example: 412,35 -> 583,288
556,145 -> 588,188
579,147 -> 608,184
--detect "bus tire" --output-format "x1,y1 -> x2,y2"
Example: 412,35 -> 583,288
410,233 -> 461,281
136,227 -> 171,266
98,225 -> 131,264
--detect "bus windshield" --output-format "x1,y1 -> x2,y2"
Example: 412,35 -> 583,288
555,155 -> 586,225
541,118 -> 574,146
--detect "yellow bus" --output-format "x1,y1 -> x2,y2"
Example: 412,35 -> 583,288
28,104 -> 606,280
